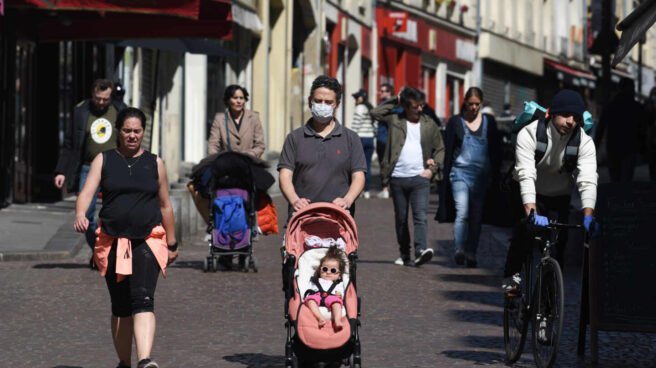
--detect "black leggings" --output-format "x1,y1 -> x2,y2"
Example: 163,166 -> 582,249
503,194 -> 571,278
105,239 -> 160,317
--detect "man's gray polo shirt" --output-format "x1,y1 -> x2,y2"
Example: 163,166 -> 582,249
277,119 -> 367,204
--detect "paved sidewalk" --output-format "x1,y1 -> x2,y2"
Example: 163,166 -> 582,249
0,197 -> 86,261
2,194 -> 655,367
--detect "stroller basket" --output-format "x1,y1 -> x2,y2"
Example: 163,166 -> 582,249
212,188 -> 251,251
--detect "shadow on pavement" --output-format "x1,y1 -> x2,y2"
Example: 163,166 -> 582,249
438,273 -> 502,287
439,349 -> 507,366
356,259 -> 396,265
441,290 -> 503,308
223,353 -> 285,368
449,309 -> 502,326
33,263 -> 89,269
168,260 -> 204,270
461,334 -> 505,349
170,260 -> 261,273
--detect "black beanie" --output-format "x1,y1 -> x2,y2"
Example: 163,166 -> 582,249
549,89 -> 585,117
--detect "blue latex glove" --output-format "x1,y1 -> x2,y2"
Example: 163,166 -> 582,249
532,213 -> 549,227
584,215 -> 600,238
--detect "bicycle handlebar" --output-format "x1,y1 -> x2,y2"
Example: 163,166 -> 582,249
546,221 -> 584,230
525,209 -> 585,230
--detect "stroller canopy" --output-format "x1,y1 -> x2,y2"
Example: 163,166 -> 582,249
285,203 -> 358,260
191,151 -> 275,195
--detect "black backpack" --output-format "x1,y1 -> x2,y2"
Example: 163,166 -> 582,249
533,117 -> 582,174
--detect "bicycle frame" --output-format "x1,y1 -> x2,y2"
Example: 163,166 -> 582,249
504,214 -> 585,367
530,221 -> 580,321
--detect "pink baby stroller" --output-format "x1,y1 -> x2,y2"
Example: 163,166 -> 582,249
282,203 -> 361,368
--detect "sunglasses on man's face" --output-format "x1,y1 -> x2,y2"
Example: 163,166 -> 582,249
321,266 -> 339,274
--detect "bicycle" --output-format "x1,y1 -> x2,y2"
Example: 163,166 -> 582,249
503,210 -> 584,368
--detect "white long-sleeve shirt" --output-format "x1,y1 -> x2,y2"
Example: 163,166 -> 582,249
351,104 -> 375,138
513,120 -> 598,209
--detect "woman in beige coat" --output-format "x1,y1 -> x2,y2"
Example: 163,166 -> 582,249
206,85 -> 265,270
208,85 -> 265,158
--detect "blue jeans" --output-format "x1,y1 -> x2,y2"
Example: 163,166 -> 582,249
451,179 -> 487,259
360,137 -> 375,191
390,176 -> 431,259
79,164 -> 100,250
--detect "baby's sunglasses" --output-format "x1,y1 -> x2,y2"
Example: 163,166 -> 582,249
321,266 -> 339,274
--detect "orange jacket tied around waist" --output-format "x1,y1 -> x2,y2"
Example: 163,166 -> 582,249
94,225 -> 168,282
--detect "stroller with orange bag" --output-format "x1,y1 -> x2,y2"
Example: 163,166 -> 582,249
281,203 -> 361,367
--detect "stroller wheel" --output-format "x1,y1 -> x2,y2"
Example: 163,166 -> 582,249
212,257 -> 218,273
285,356 -> 298,368
203,257 -> 209,272
239,255 -> 249,272
285,357 -> 299,368
250,257 -> 258,272
348,354 -> 360,368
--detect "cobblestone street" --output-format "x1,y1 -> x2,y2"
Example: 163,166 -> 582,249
1,194 -> 654,367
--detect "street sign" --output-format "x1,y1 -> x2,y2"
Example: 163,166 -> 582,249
612,1 -> 656,67
384,11 -> 408,34
578,182 -> 656,364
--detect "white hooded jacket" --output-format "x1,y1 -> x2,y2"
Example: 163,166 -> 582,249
513,120 -> 598,209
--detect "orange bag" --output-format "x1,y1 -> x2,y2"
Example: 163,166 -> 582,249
256,192 -> 279,235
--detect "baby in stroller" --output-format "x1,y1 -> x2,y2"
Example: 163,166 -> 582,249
305,246 -> 346,331
282,203 -> 361,367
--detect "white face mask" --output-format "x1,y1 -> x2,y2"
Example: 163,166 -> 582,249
311,103 -> 335,124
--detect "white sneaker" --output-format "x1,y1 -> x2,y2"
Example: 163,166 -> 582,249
394,257 -> 409,266
414,248 -> 434,266
363,191 -> 370,199
502,273 -> 522,294
537,317 -> 552,345
377,190 -> 389,199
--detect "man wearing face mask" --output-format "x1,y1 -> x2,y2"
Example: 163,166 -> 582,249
54,79 -> 127,259
278,75 -> 367,218
370,87 -> 445,266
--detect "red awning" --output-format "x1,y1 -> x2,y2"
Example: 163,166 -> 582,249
6,0 -> 230,19
544,59 -> 597,88
544,59 -> 596,81
7,0 -> 232,40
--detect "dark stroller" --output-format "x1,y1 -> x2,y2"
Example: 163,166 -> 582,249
191,151 -> 274,272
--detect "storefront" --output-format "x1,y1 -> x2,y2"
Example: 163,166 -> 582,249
375,7 -> 474,120
543,58 -> 597,116
0,0 -> 232,204
324,6 -> 373,126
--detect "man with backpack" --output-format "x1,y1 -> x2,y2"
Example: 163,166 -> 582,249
502,89 -> 598,293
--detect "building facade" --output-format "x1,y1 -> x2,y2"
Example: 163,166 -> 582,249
375,0 -> 475,119
3,0 -> 656,208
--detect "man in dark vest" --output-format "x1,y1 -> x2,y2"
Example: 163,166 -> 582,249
54,79 -> 127,255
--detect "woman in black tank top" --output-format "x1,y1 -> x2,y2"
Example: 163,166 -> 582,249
74,107 -> 177,368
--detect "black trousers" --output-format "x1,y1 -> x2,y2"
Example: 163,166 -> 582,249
503,193 -> 571,278
376,140 -> 386,184
105,239 -> 160,317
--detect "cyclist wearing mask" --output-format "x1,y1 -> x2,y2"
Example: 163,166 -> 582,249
278,75 -> 367,219
502,89 -> 599,292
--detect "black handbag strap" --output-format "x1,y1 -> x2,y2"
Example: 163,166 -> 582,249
224,109 -> 232,152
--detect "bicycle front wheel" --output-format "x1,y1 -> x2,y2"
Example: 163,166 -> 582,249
531,257 -> 564,368
503,259 -> 531,364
